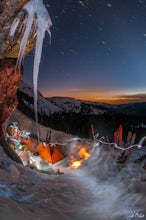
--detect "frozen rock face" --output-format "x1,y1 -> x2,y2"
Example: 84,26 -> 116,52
0,59 -> 23,127
0,0 -> 34,59
0,0 -> 32,130
0,0 -> 36,162
0,58 -> 23,163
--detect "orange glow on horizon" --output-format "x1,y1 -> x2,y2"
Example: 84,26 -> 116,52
42,89 -> 146,105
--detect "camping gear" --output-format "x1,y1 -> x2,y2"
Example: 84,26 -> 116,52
36,142 -> 65,164
114,124 -> 123,146
6,123 -> 65,165
6,123 -> 19,139
20,137 -> 38,152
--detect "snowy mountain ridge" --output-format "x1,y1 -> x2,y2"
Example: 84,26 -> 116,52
18,82 -> 63,116
18,81 -> 146,117
47,96 -> 146,116
17,82 -> 146,140
18,82 -> 110,116
47,96 -> 82,113
47,96 -> 110,115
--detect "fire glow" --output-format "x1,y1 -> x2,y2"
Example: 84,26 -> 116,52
70,147 -> 90,169
71,160 -> 83,169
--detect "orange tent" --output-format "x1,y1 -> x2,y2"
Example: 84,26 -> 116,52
35,142 -> 65,164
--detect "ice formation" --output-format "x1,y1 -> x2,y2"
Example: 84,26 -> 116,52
9,0 -> 52,139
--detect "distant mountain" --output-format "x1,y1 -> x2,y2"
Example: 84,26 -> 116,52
118,102 -> 146,117
46,96 -> 116,115
17,82 -> 146,139
47,96 -> 146,117
18,82 -> 62,116
18,82 -> 118,117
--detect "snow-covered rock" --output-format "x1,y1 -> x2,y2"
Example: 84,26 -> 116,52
47,97 -> 82,113
7,164 -> 20,178
18,82 -> 115,116
18,81 -> 62,116
48,97 -> 109,115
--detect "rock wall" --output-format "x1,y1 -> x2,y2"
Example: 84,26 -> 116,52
0,58 -> 23,163
0,58 -> 23,128
0,0 -> 34,163
0,0 -> 31,58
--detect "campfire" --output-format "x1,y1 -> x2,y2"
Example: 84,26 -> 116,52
70,147 -> 91,169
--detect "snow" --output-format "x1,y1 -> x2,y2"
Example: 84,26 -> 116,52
19,84 -> 146,118
19,81 -> 62,115
47,97 -> 108,115
1,110 -> 146,220
19,83 -> 135,117
0,143 -> 145,220
48,97 -> 82,113
8,109 -> 72,153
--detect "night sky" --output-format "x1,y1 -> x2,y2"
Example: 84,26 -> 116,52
24,0 -> 146,104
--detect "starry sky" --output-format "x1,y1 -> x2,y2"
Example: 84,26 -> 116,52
24,0 -> 146,104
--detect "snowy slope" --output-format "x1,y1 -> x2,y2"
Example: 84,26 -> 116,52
18,81 -> 62,116
1,108 -> 146,220
8,109 -> 71,143
46,97 -> 110,115
18,82 -> 113,116
18,81 -> 146,118
47,97 -> 146,117
47,97 -> 82,113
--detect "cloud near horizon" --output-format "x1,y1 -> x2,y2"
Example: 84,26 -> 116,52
111,93 -> 146,104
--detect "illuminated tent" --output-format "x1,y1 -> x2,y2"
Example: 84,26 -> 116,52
6,124 -> 65,164
35,142 -> 65,164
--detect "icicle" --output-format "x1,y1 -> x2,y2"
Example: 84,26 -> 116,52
9,0 -> 52,140
18,17 -> 27,34
9,17 -> 20,36
33,0 -> 52,140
